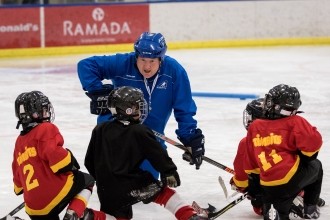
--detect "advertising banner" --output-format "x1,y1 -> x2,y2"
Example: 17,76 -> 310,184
0,8 -> 40,49
45,4 -> 149,47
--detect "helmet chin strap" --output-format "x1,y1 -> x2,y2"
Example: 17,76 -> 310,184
279,109 -> 296,116
16,120 -> 22,129
118,117 -> 140,125
119,120 -> 130,125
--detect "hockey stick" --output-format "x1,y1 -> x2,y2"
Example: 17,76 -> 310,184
208,192 -> 248,220
0,202 -> 24,220
152,131 -> 249,218
153,130 -> 236,198
226,191 -> 240,201
218,176 -> 228,199
218,176 -> 240,201
152,130 -> 235,175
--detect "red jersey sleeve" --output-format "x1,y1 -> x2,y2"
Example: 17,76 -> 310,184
233,137 -> 248,188
36,123 -> 71,173
293,115 -> 322,156
12,151 -> 23,195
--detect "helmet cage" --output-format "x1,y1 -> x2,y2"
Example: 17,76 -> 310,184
243,98 -> 264,130
137,99 -> 148,123
243,109 -> 253,130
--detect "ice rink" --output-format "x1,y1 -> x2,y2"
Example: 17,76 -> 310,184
0,45 -> 329,219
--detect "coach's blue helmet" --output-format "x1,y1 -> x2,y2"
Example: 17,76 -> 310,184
134,32 -> 167,61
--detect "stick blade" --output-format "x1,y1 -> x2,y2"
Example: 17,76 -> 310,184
218,176 -> 228,198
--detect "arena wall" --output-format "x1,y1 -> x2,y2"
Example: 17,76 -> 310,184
1,0 -> 329,57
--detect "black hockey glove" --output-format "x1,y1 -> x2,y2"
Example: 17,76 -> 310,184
247,174 -> 263,201
298,150 -> 318,164
179,128 -> 205,170
85,84 -> 114,115
161,170 -> 181,188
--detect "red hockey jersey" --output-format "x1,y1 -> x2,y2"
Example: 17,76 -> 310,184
12,122 -> 74,215
244,115 -> 322,186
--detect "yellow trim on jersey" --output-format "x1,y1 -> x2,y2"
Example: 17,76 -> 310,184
25,173 -> 74,215
244,168 -> 260,175
14,184 -> 23,195
233,177 -> 248,188
50,151 -> 71,173
300,149 -> 320,157
261,157 -> 300,186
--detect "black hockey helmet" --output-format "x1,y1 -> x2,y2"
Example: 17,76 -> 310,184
264,84 -> 301,119
15,91 -> 54,130
108,86 -> 148,124
243,98 -> 265,130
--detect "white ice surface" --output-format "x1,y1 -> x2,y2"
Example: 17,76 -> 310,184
0,46 -> 329,219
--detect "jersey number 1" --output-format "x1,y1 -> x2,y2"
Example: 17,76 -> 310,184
257,149 -> 282,171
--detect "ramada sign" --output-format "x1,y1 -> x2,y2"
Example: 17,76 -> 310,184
0,4 -> 149,49
63,7 -> 131,36
45,5 -> 149,46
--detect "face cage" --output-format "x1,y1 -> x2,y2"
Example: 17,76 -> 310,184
16,103 -> 55,130
47,103 -> 55,123
30,102 -> 55,123
243,109 -> 253,130
139,99 -> 148,123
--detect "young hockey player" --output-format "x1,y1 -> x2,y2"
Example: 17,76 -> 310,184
84,86 -> 208,220
244,84 -> 323,220
230,98 -> 265,216
78,32 -> 205,179
12,91 -> 108,220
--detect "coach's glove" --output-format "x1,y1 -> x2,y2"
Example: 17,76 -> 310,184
179,128 -> 205,170
229,177 -> 247,193
161,170 -> 181,188
85,84 -> 114,115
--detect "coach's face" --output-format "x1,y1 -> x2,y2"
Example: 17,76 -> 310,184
136,56 -> 160,79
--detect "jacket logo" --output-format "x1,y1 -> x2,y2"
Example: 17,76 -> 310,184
157,81 -> 167,89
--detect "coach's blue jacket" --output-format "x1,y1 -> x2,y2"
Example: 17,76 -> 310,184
78,52 -> 198,178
